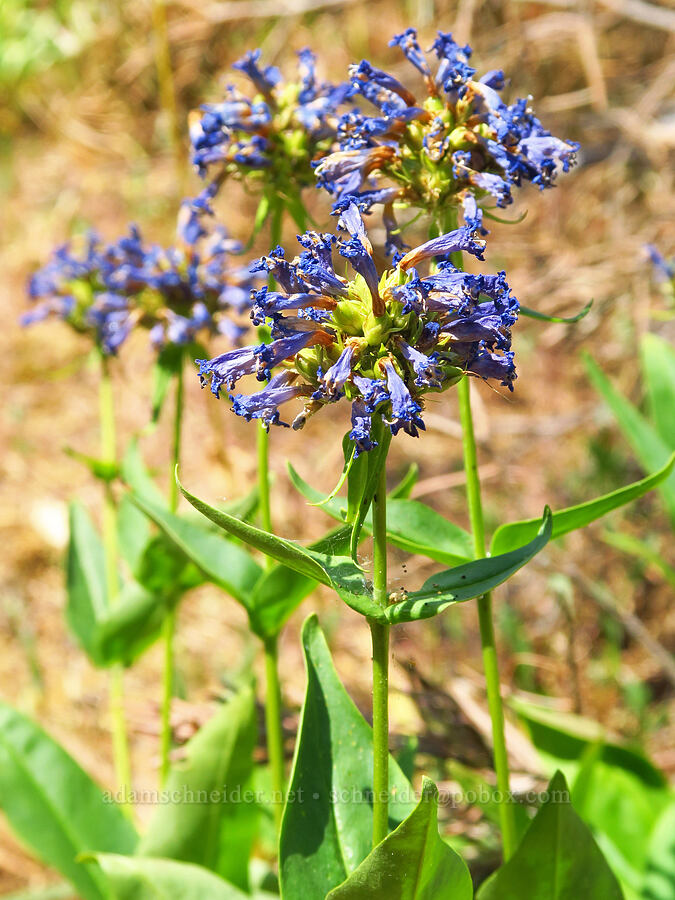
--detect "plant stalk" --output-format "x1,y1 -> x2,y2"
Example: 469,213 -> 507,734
370,461 -> 390,848
159,362 -> 184,786
99,353 -> 133,814
457,374 -> 516,860
150,0 -> 183,185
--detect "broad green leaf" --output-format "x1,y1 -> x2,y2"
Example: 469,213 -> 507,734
477,771 -> 624,899
139,689 -> 257,890
92,854 -> 247,899
641,333 -> 675,449
643,802 -> 675,900
130,492 -> 262,607
519,299 -> 593,323
247,565 -> 315,640
510,697 -> 666,788
0,702 -> 137,900
94,580 -> 178,667
178,476 -> 381,619
117,492 -> 151,576
385,509 -> 552,623
120,439 -> 166,507
280,615 -> 417,900
327,778 -> 472,900
571,759 -> 671,888
584,354 -> 675,524
491,454 -> 675,556
288,464 -> 473,566
66,501 -> 108,666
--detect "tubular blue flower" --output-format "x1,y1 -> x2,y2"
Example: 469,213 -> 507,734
189,48 -> 350,206
315,28 -> 579,247
197,204 -> 519,448
399,226 -> 486,269
23,209 -> 260,356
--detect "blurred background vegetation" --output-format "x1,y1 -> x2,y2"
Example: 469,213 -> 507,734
1,0 -> 674,893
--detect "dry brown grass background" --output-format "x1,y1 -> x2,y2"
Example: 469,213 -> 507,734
1,0 -> 674,891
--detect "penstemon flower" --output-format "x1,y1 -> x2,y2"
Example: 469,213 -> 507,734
189,48 -> 351,208
196,200 -> 518,453
314,28 -> 579,250
22,201 -> 259,355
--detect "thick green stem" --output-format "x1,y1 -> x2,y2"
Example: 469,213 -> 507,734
458,375 -> 516,860
159,363 -> 184,786
370,462 -> 390,848
264,636 -> 285,832
99,355 -> 133,815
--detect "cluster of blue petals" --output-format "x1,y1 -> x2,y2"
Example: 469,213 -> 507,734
23,202 -> 259,355
314,28 -> 579,245
189,48 -> 350,186
196,203 -> 519,453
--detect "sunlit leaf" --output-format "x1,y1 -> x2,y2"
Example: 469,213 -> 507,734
327,778 -> 473,899
92,854 -> 248,899
491,455 -> 675,556
0,702 -> 137,900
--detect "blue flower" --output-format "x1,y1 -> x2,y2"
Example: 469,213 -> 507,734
189,47 -> 350,205
197,204 -> 519,447
315,28 -> 578,246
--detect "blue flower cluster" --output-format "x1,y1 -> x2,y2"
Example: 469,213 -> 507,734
315,29 -> 579,250
23,202 -> 259,355
196,203 -> 518,453
190,48 -> 350,194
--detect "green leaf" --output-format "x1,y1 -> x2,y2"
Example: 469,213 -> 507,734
151,344 -> 183,424
584,353 -> 675,524
63,447 -> 118,482
388,463 -> 419,500
92,854 -> 248,899
642,802 -> 675,900
94,580 -> 177,667
247,565 -> 316,641
66,501 -> 108,666
280,615 -> 417,900
385,509 -> 552,623
641,333 -> 675,449
139,689 -> 257,890
130,491 -> 263,607
288,465 -> 473,566
120,439 -> 166,507
491,455 -> 675,556
326,777 -> 473,899
510,697 -> 666,788
477,771 -> 624,899
571,758 -> 671,889
117,493 -> 151,576
178,475 -> 329,585
178,476 -> 381,620
0,702 -> 137,900
350,427 -> 392,558
519,299 -> 593,323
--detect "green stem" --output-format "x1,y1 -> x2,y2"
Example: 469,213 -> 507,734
259,205 -> 286,832
370,461 -> 390,848
264,635 -> 285,832
99,354 -> 133,815
457,375 -> 516,860
159,363 -> 184,787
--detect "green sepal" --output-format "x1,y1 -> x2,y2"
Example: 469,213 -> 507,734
491,453 -> 675,556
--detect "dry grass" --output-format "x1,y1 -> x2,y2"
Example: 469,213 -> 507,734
1,0 -> 674,891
